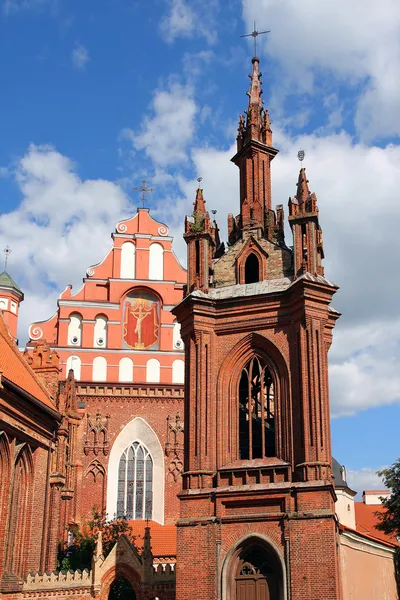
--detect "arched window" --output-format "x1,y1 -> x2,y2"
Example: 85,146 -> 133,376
239,356 -> 275,460
94,315 -> 107,348
120,242 -> 136,279
172,359 -> 184,384
119,357 -> 134,382
66,355 -> 81,380
116,441 -> 153,520
68,313 -> 82,346
245,253 -> 260,284
149,243 -> 164,280
92,356 -> 107,382
146,358 -> 160,383
7,445 -> 33,578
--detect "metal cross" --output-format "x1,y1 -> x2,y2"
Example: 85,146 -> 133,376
197,176 -> 203,189
297,149 -> 306,166
3,245 -> 11,270
133,180 -> 154,208
240,21 -> 270,57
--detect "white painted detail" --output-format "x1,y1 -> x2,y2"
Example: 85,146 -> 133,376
149,243 -> 164,280
117,222 -> 128,233
146,358 -> 160,383
158,225 -> 168,236
0,297 -> 8,310
94,315 -> 107,348
66,355 -> 81,380
10,301 -> 17,314
172,359 -> 184,384
120,242 -> 136,279
29,325 -> 44,340
335,489 -> 356,529
119,357 -> 134,382
92,356 -> 107,382
173,321 -> 183,350
68,313 -> 82,346
107,417 -> 164,524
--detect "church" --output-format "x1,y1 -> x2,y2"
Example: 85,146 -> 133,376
0,56 -> 398,600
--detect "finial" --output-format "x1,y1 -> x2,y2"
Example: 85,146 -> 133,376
297,149 -> 305,167
240,21 -> 270,58
133,180 -> 154,209
3,245 -> 11,270
211,210 -> 217,216
197,176 -> 203,189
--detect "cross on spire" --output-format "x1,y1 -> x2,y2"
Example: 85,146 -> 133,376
240,21 -> 270,58
133,180 -> 154,208
3,245 -> 11,270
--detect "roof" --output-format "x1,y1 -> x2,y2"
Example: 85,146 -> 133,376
354,502 -> 398,546
0,312 -> 56,411
332,458 -> 347,488
128,520 -> 176,557
0,270 -> 23,294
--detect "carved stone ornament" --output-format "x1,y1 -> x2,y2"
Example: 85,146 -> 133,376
84,412 -> 110,456
165,413 -> 184,482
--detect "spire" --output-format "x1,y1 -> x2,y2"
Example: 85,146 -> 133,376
296,168 -> 311,207
193,187 -> 206,216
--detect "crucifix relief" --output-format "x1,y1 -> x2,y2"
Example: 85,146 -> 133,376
123,294 -> 159,350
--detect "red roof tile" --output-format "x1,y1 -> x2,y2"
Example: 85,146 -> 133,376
128,520 -> 176,557
355,502 -> 398,546
0,312 -> 56,411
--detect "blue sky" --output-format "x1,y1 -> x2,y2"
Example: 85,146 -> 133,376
0,0 -> 399,495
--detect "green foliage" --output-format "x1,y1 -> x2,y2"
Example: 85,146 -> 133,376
191,212 -> 204,232
57,507 -> 135,571
376,459 -> 400,537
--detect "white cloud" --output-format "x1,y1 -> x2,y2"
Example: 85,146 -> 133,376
159,0 -> 218,45
242,0 -> 400,141
0,145 -> 129,341
347,467 -> 386,498
71,42 -> 89,71
2,0 -> 56,15
125,82 -> 197,168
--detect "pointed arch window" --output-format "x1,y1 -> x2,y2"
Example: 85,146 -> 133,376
244,253 -> 260,284
239,356 -> 275,460
116,441 -> 153,520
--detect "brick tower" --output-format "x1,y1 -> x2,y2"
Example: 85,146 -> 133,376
173,56 -> 341,600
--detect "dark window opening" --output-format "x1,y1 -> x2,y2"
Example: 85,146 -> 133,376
108,577 -> 136,600
195,240 -> 200,277
244,253 -> 260,284
239,357 -> 275,460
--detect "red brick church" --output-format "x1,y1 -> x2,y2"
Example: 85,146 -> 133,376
0,56 -> 397,600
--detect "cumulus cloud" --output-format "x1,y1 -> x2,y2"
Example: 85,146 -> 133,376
346,467 -> 386,497
159,0 -> 218,45
124,82 -> 197,168
0,145 -> 130,341
242,0 -> 400,141
71,42 -> 89,71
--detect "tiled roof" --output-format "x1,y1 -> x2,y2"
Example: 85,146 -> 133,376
128,520 -> 176,557
0,270 -> 23,293
0,313 -> 56,410
355,502 -> 398,546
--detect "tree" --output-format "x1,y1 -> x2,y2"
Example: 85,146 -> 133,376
58,507 -> 135,571
376,459 -> 400,538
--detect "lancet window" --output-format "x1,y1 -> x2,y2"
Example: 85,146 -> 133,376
238,356 -> 275,460
116,441 -> 153,520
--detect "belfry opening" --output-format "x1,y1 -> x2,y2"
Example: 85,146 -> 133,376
238,356 -> 275,460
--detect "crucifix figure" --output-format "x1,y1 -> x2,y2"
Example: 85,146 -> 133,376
133,180 -> 154,208
240,21 -> 270,57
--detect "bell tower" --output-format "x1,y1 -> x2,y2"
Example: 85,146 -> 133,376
174,56 -> 342,600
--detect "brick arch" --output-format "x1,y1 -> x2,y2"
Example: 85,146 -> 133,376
99,563 -> 142,600
236,241 -> 269,284
217,333 -> 292,466
221,533 -> 287,600
121,285 -> 165,308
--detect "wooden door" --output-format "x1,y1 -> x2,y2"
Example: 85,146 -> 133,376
236,561 -> 273,600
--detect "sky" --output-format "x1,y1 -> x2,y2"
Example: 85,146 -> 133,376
0,0 -> 399,496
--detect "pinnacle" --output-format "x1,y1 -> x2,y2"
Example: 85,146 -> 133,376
296,168 -> 310,206
193,187 -> 206,215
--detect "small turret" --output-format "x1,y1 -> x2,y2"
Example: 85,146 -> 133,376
0,270 -> 24,341
288,168 -> 324,277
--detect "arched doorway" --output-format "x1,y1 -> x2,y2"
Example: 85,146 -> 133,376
223,537 -> 285,600
108,576 -> 136,600
235,546 -> 278,600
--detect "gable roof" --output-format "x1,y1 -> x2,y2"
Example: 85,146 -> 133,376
0,312 -> 57,411
128,520 -> 176,557
355,502 -> 398,546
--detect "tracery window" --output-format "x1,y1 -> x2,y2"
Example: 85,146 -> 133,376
116,441 -> 153,520
239,356 -> 275,460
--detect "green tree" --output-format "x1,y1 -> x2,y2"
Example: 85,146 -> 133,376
376,459 -> 400,538
58,508 -> 135,571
